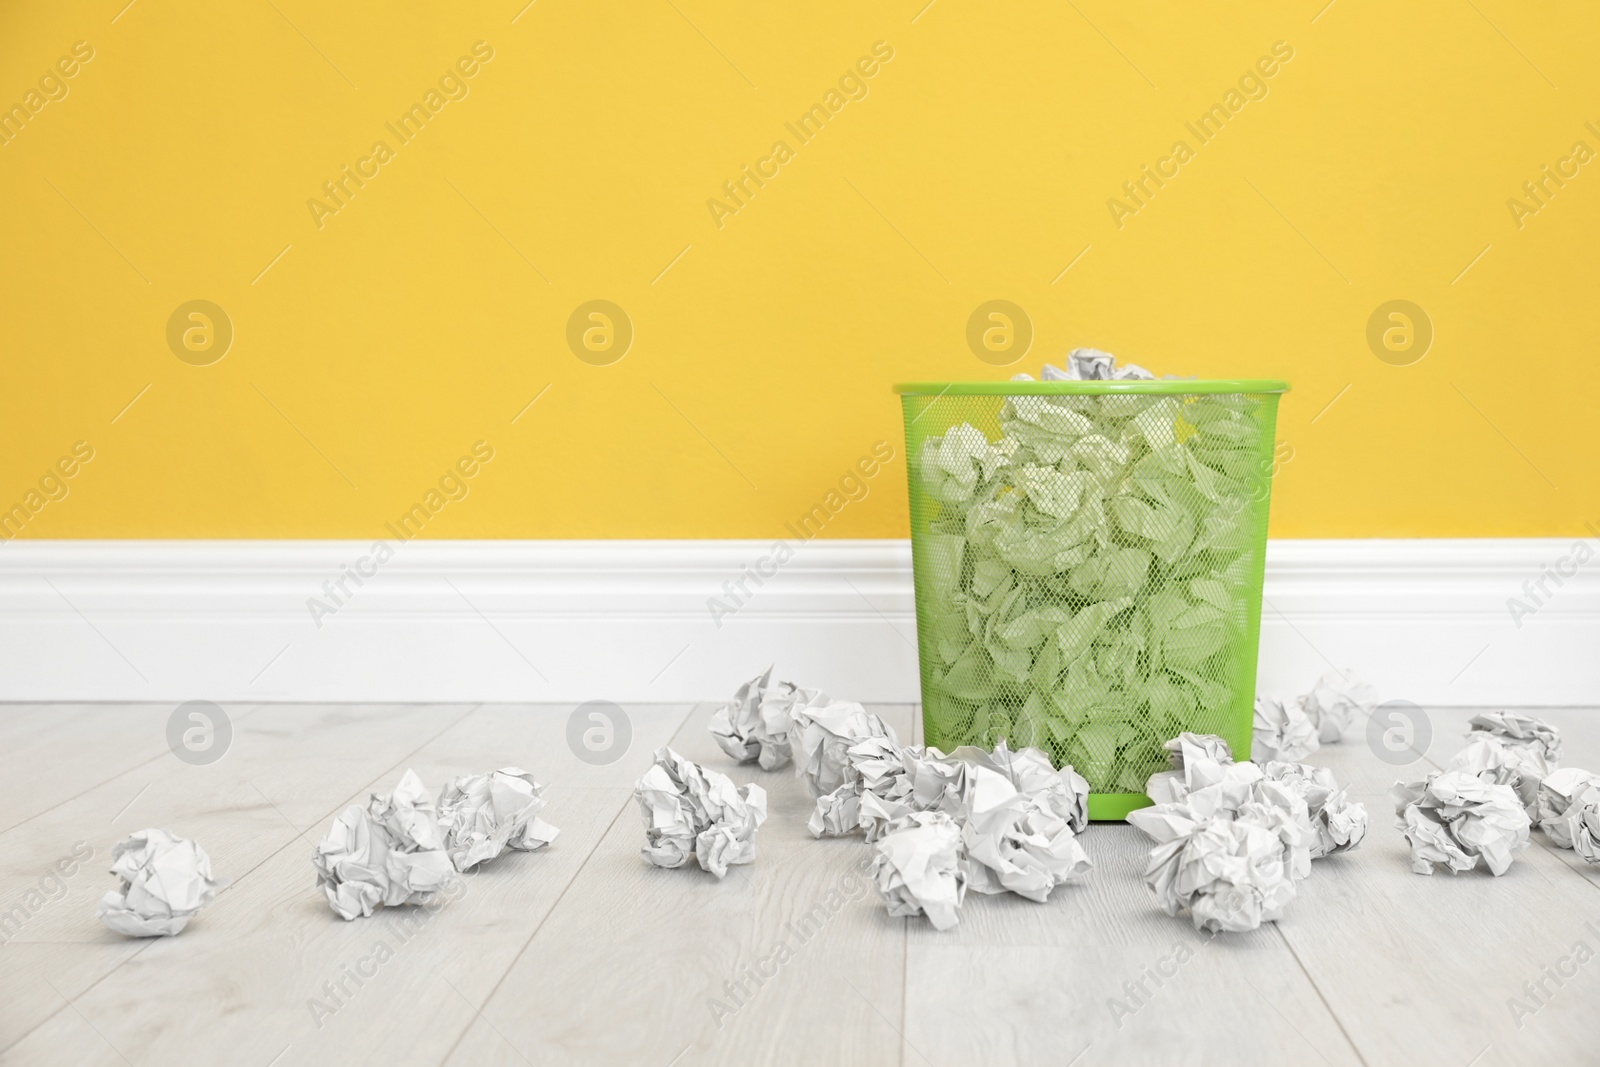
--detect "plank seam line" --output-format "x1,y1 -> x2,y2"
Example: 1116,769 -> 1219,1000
0,705 -> 269,837
898,915 -> 909,1067
1527,825 -> 1600,896
0,703 -> 482,1056
1273,923 -> 1372,1067
213,702 -> 488,888
435,703 -> 697,1066
902,701 -> 917,1067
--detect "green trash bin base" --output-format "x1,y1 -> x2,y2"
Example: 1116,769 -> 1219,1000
1089,793 -> 1154,821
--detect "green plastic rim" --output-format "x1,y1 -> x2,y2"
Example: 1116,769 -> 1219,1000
894,379 -> 1289,396
1088,793 -> 1155,822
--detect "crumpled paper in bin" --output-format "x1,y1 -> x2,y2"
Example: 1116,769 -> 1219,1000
1467,711 -> 1562,764
1391,770 -> 1531,876
97,829 -> 223,937
871,811 -> 968,930
1019,348 -> 1155,382
709,666 -> 829,771
438,767 -> 560,872
635,747 -> 767,879
314,770 -> 455,920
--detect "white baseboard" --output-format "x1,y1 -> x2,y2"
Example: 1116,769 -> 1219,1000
0,539 -> 1595,706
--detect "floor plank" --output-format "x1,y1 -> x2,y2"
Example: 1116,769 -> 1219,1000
1,703 -> 691,1067
0,704 -> 260,834
441,705 -> 920,1067
1273,707 -> 1600,1067
0,704 -> 481,1056
902,823 -> 1363,1067
5,702 -> 1600,1067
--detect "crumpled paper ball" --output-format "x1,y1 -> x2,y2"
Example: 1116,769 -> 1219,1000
871,811 -> 968,930
852,740 -> 1092,902
958,762 -> 1091,902
1162,731 -> 1235,772
438,767 -> 560,872
97,829 -> 223,937
1144,732 -> 1263,809
1037,348 -> 1154,381
1566,791 -> 1600,865
810,781 -> 866,838
708,666 -> 829,771
1301,670 -> 1379,744
961,740 -> 1091,834
1536,768 -> 1600,849
789,702 -> 903,837
1467,711 -> 1561,764
790,701 -> 901,799
368,768 -> 447,853
1127,805 -> 1300,933
1142,733 -> 1365,866
1446,736 -> 1550,821
901,748 -> 973,820
314,770 -> 455,920
1130,733 -> 1376,932
1153,754 -> 1315,882
1252,695 -> 1320,763
785,708 -> 1095,914
634,747 -> 767,879
1142,731 -> 1228,800
819,738 -> 959,841
1391,770 -> 1531,876
834,736 -> 1089,853
813,734 -> 912,839
919,423 -> 1016,504
849,737 -> 926,841
853,744 -> 966,843
1260,760 -> 1368,858
1237,783 -> 1315,882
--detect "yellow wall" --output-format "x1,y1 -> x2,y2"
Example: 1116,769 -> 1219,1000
2,1 -> 1595,540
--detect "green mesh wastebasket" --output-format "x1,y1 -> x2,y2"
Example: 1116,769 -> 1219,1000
896,378 -> 1288,820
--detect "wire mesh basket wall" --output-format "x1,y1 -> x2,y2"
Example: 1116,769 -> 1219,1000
897,379 -> 1287,819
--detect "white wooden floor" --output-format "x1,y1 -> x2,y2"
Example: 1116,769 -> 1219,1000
2,702 -> 1599,1067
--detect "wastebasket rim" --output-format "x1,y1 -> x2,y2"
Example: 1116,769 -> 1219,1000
893,379 -> 1289,396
